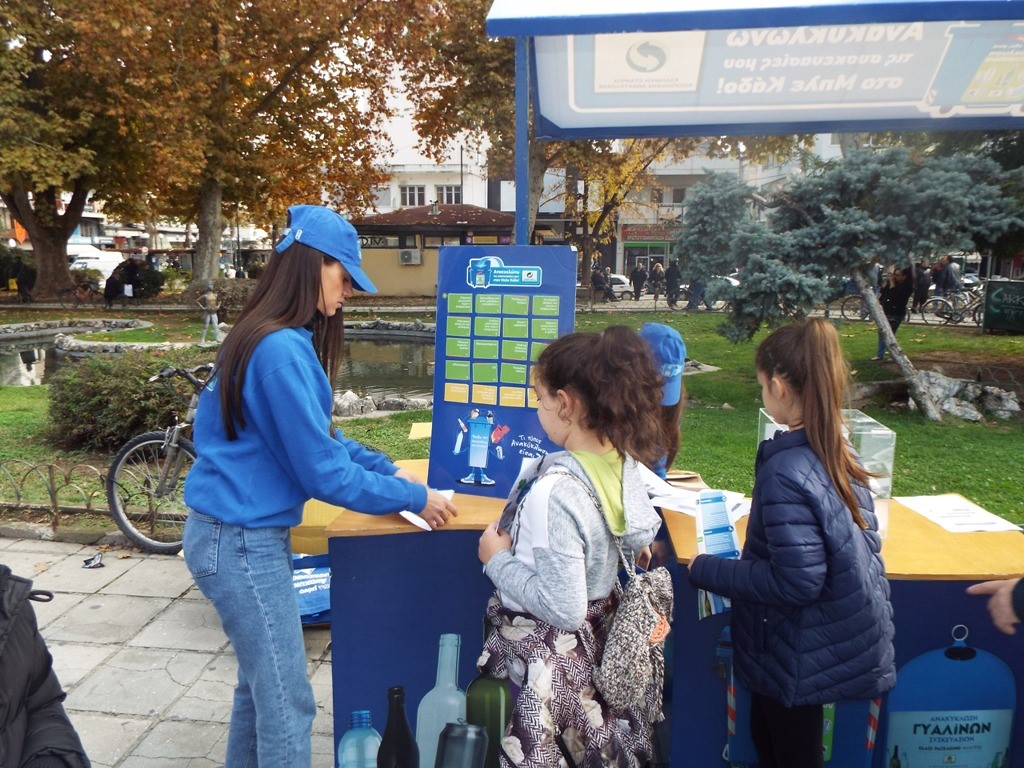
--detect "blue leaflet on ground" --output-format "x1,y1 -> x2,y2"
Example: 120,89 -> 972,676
696,490 -> 738,619
293,553 -> 331,620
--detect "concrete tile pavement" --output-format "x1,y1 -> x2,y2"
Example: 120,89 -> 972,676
0,535 -> 336,767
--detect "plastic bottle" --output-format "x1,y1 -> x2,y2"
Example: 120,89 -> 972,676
416,634 -> 466,768
465,623 -> 511,768
338,710 -> 382,768
378,686 -> 418,768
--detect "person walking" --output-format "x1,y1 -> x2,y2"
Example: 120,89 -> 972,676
688,319 -> 895,768
629,262 -> 647,301
873,267 -> 913,361
649,262 -> 665,304
911,260 -> 931,313
665,260 -> 682,310
477,326 -> 666,766
941,254 -> 963,295
182,205 -> 457,766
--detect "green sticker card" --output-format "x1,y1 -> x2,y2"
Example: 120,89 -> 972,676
472,362 -> 499,383
532,295 -> 560,316
500,363 -> 528,385
503,295 -> 530,315
447,316 -> 472,337
503,318 -> 530,338
530,342 -> 548,362
445,360 -> 471,381
475,295 -> 503,314
473,340 -> 500,359
502,340 -> 530,361
474,317 -> 502,337
447,293 -> 473,314
446,338 -> 471,358
531,319 -> 559,339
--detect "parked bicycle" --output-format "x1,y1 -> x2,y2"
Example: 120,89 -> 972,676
57,281 -> 101,309
105,363 -> 213,553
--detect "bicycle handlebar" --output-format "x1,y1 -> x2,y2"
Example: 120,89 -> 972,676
147,364 -> 214,394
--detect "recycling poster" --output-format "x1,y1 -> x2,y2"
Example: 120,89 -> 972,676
427,246 -> 577,499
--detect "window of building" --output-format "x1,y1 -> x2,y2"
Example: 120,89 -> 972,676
671,188 -> 687,205
436,185 -> 462,205
400,186 -> 426,207
372,186 -> 391,209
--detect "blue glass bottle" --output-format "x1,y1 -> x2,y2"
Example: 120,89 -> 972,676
338,710 -> 382,768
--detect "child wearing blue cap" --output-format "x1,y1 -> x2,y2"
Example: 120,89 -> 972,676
637,323 -> 687,478
183,205 -> 457,765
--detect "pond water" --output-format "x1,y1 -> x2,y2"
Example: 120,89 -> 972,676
0,337 -> 435,400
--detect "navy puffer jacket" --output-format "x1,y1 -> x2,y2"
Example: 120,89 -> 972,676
689,428 -> 896,707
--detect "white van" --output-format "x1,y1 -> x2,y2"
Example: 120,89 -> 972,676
68,246 -> 126,282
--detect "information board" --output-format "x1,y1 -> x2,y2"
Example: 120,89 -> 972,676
427,246 -> 578,499
982,279 -> 1024,333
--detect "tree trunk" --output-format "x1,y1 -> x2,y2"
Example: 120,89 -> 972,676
0,184 -> 83,299
195,175 -> 223,285
851,271 -> 942,422
525,142 -> 547,245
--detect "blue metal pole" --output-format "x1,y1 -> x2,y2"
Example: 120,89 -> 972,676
515,36 -> 530,245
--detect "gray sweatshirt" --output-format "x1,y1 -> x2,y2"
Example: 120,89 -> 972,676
485,452 -> 661,632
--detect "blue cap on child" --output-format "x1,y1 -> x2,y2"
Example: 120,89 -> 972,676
638,323 -> 687,406
274,205 -> 377,294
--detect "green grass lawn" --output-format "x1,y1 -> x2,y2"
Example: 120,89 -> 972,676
3,307 -> 1023,523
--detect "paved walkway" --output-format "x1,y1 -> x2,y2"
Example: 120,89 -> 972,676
1,536 -> 336,767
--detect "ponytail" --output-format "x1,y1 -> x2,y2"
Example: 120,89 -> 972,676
756,319 -> 871,528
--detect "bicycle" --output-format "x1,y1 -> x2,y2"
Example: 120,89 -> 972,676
839,294 -> 870,321
917,296 -> 957,325
57,281 -> 101,309
105,363 -> 213,553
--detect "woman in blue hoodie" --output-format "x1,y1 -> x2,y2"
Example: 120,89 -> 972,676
688,319 -> 895,768
182,205 -> 457,767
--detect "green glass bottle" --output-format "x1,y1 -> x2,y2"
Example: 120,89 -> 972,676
465,622 -> 512,768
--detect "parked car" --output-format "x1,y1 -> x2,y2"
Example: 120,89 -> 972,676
608,273 -> 647,300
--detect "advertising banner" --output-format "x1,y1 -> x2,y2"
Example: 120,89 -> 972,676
427,246 -> 578,499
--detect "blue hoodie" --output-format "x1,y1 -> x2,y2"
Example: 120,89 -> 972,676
184,326 -> 427,527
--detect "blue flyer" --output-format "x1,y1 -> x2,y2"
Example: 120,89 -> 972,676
427,246 -> 578,499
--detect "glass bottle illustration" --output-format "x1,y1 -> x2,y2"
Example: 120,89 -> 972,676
416,634 -> 466,768
338,710 -> 382,768
378,686 -> 418,768
889,744 -> 901,768
466,621 -> 512,768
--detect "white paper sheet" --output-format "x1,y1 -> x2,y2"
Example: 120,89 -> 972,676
895,494 -> 1021,533
399,489 -> 455,532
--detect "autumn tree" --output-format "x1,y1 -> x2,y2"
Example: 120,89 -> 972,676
1,0 -> 438,294
676,149 -> 1024,420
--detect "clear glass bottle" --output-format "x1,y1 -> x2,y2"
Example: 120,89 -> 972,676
465,622 -> 511,768
338,710 -> 382,768
416,634 -> 466,768
378,686 -> 418,768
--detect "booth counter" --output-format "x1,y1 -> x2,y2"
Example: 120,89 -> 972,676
325,459 -> 1024,766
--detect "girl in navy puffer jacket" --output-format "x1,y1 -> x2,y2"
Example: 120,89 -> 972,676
689,319 -> 895,768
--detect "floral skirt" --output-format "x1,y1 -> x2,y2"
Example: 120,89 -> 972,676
478,593 -> 655,768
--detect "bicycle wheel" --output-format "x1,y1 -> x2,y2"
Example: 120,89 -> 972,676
840,295 -> 866,321
919,297 -> 955,325
106,432 -> 196,553
972,304 -> 984,327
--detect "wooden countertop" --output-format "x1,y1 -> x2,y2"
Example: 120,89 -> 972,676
663,496 -> 1024,581
324,459 -> 504,537
324,460 -> 1024,581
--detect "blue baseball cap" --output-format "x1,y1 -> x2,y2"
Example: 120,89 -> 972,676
638,323 -> 687,406
275,205 -> 377,294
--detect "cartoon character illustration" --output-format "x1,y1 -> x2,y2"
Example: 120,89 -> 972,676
453,408 -> 508,485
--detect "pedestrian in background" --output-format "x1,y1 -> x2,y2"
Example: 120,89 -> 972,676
911,260 -> 931,313
182,205 -> 457,766
629,262 -> 647,301
873,267 -> 913,361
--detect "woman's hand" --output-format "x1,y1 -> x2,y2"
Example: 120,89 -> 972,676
418,488 -> 457,530
395,467 -> 423,484
479,520 -> 511,565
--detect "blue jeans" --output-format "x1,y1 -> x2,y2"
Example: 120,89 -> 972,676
183,511 -> 315,767
876,314 -> 905,358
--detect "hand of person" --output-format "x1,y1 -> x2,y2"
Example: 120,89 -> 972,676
395,467 -> 423,484
479,520 -> 511,565
418,488 -> 457,530
966,578 -> 1021,635
636,545 -> 653,571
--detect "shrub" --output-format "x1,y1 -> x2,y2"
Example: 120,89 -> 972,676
69,267 -> 103,289
46,346 -> 216,452
139,264 -> 166,299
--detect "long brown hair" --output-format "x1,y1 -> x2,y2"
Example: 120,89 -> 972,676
214,242 -> 346,439
534,326 -> 666,467
754,318 -> 871,528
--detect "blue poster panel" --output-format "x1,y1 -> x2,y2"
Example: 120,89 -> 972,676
427,246 -> 577,499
